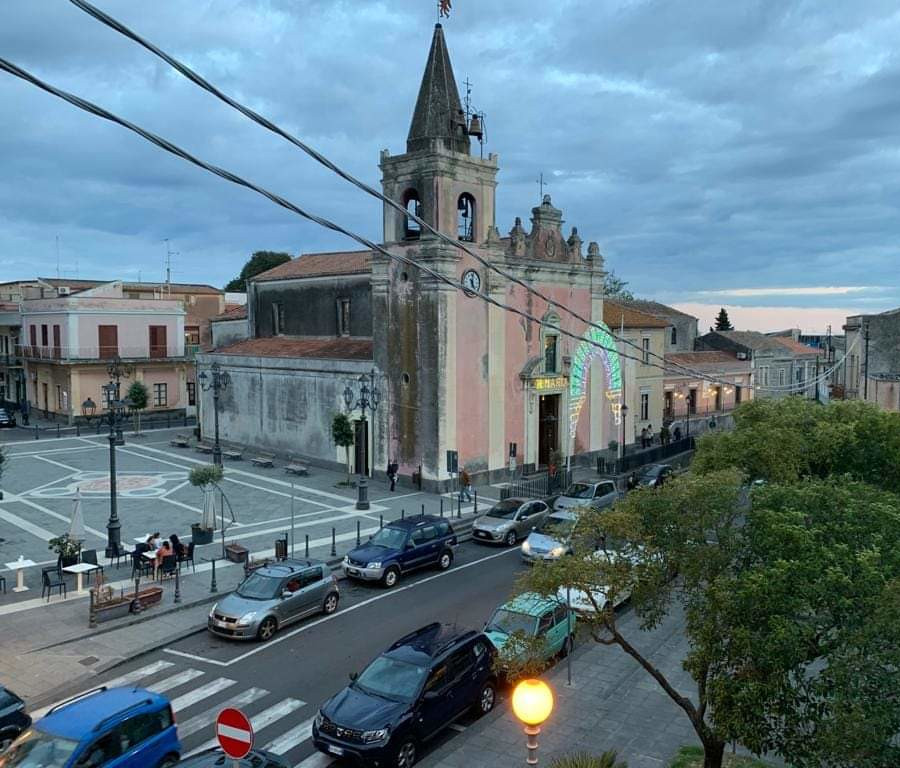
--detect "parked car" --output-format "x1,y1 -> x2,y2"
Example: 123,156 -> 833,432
0,686 -> 180,768
556,548 -> 638,615
313,622 -> 496,767
471,498 -> 550,547
0,686 -> 31,752
552,480 -> 620,513
520,510 -> 581,563
636,464 -> 674,488
343,516 -> 457,588
0,409 -> 15,429
484,593 -> 576,670
176,747 -> 288,768
208,558 -> 339,642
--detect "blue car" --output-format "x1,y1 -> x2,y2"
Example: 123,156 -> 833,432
343,516 -> 458,587
0,687 -> 180,768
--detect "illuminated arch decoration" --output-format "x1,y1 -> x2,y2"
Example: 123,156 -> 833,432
568,323 -> 622,439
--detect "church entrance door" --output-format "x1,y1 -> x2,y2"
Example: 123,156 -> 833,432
354,418 -> 369,476
538,394 -> 560,468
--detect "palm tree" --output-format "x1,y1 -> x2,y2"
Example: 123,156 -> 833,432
550,751 -> 628,768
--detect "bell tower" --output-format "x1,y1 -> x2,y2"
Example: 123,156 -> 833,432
380,23 -> 498,245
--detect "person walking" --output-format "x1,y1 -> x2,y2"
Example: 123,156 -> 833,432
646,424 -> 654,446
640,426 -> 648,448
387,460 -> 398,492
459,468 -> 472,502
626,471 -> 638,491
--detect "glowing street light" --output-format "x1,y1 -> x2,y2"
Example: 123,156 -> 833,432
512,679 -> 554,765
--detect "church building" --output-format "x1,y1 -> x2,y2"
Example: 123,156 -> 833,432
198,24 -> 632,490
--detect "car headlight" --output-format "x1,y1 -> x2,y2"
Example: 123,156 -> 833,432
521,540 -> 531,553
342,555 -> 350,565
208,603 -> 218,619
550,546 -> 566,557
314,711 -> 324,728
362,727 -> 390,743
236,612 -> 257,626
367,561 -> 382,569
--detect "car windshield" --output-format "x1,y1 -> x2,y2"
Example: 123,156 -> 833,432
486,608 -> 537,637
369,527 -> 408,550
562,483 -> 593,499
486,500 -> 520,519
0,729 -> 79,768
536,514 -> 576,538
236,572 -> 282,600
354,655 -> 428,703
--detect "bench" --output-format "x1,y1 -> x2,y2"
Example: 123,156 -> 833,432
170,434 -> 190,448
285,455 -> 309,476
195,442 -> 214,454
222,448 -> 244,461
250,452 -> 275,468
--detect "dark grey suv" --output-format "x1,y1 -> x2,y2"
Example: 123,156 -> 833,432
208,559 -> 339,641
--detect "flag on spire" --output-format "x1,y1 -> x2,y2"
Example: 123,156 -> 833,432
439,0 -> 452,18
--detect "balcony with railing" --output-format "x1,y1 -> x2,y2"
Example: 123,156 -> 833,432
17,344 -> 185,363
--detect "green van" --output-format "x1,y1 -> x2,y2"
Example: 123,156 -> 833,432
484,593 -> 576,667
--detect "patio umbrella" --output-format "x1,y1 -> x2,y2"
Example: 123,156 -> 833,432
201,484 -> 217,531
68,487 -> 86,543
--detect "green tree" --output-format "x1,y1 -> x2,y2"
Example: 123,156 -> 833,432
225,251 -> 291,292
714,308 -> 733,331
332,413 -> 355,486
127,380 -> 148,434
603,270 -> 634,300
550,751 -> 627,768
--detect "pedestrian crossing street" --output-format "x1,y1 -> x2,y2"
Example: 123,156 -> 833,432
33,660 -> 345,768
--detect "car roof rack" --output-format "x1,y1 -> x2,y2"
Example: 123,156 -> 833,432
93,699 -> 154,733
47,686 -> 107,715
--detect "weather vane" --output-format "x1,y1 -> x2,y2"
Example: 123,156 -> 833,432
439,0 -> 452,19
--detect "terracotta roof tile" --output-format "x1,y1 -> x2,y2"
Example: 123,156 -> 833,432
253,251 -> 372,282
603,299 -> 669,329
665,351 -> 751,376
772,337 -> 819,357
216,336 -> 373,360
212,304 -> 248,321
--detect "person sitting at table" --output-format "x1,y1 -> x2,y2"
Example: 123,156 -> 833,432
154,540 -> 172,569
169,533 -> 185,559
147,532 -> 162,550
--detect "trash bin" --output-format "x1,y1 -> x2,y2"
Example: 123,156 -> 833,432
225,543 -> 249,564
274,537 -> 287,561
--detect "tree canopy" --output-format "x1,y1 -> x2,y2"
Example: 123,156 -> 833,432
127,381 -> 148,411
714,308 -> 734,331
225,251 -> 291,292
603,270 -> 634,301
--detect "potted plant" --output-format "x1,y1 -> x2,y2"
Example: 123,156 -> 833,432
48,534 -> 81,567
91,578 -> 132,623
189,464 -> 224,545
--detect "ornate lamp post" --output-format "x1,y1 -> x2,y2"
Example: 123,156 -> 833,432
343,368 -> 380,510
512,679 -> 554,765
103,357 -> 132,559
199,362 -> 230,467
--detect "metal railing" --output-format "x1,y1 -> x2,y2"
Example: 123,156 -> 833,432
17,345 -> 186,362
598,436 -> 696,475
500,467 -> 573,501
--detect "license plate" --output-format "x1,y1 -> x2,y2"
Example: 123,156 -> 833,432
327,745 -> 345,756
346,568 -> 359,576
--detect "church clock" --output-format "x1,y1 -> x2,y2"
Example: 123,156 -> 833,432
461,269 -> 481,295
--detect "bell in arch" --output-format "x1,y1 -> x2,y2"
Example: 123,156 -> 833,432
468,113 -> 483,139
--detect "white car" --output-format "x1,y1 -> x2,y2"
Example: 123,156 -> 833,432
556,549 -> 637,614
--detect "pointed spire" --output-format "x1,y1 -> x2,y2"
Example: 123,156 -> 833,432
407,24 -> 470,154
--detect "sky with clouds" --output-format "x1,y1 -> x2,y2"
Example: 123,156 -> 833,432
1,0 -> 898,332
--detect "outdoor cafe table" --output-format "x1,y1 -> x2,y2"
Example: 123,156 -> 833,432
4,558 -> 36,592
142,550 -> 158,578
62,562 -> 100,594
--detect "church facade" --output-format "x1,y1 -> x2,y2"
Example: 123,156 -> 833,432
199,24 -> 632,489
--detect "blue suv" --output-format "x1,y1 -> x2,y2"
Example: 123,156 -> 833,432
343,516 -> 457,588
313,623 -> 496,767
0,687 -> 180,768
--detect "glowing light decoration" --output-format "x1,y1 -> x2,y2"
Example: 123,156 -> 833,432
568,323 -> 622,439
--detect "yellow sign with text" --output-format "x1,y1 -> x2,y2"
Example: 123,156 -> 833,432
533,376 -> 567,391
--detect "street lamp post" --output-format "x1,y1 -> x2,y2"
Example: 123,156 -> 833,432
103,358 -> 132,559
512,679 -> 554,766
199,362 -> 230,467
343,368 -> 381,511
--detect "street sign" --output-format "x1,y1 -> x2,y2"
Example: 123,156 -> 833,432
216,707 -> 253,759
446,449 -> 458,474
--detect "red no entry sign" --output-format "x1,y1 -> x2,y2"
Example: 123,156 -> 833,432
216,707 -> 254,759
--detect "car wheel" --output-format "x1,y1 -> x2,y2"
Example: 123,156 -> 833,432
437,550 -> 453,570
156,756 -> 179,768
323,592 -> 339,614
382,566 -> 400,588
394,737 -> 417,768
257,616 -> 277,642
473,680 -> 496,717
0,731 -> 19,752
504,530 -> 517,547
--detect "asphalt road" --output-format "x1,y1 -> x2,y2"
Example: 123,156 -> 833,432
42,541 -> 530,767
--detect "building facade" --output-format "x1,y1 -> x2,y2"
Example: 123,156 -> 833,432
843,308 -> 900,411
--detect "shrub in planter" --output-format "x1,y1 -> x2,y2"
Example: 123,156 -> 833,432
550,751 -> 627,768
48,534 -> 81,567
191,522 -> 214,545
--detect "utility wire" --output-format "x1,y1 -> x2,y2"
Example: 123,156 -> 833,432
67,0 -> 764,390
0,48 -> 846,397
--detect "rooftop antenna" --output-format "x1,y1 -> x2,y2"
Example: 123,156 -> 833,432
537,172 -> 547,201
163,238 -> 174,297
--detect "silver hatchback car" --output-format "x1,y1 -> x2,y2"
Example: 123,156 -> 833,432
472,498 -> 550,546
208,559 -> 339,641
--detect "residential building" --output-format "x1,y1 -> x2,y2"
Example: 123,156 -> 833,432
843,308 -> 900,412
0,301 -> 24,407
623,299 -> 699,353
768,327 -> 846,395
210,304 -> 249,349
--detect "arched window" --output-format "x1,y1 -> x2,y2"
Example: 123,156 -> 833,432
457,193 -> 476,242
542,312 -> 560,374
403,189 -> 421,240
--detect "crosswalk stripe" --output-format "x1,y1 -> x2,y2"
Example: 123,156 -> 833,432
31,660 -> 176,718
264,714 -> 317,755
191,698 -> 306,755
177,687 -> 268,739
148,668 -> 205,694
294,751 -> 335,768
170,677 -> 236,712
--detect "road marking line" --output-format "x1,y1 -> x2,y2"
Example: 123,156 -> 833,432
147,668 -> 204,694
33,454 -> 82,472
164,546 -> 518,667
0,491 -> 107,540
177,687 -> 268,738
31,660 -> 175,718
191,698 -> 306,755
0,507 -> 59,541
6,445 -> 100,457
170,677 -> 236,712
264,715 -> 317,755
294,750 -> 335,768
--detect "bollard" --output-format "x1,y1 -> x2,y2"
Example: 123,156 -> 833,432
167,414 -> 171,429
356,520 -> 361,547
401,508 -> 405,520
457,494 -> 462,519
56,424 -> 60,438
356,475 -> 370,511
474,489 -> 478,513
132,574 -> 143,613
76,424 -> 80,437
440,498 -> 444,517
421,503 -> 425,518
34,424 -> 39,440
379,514 -> 383,529
330,528 -> 337,557
174,566 -> 181,604
305,534 -> 309,558
89,587 -> 97,629
210,559 -> 217,593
